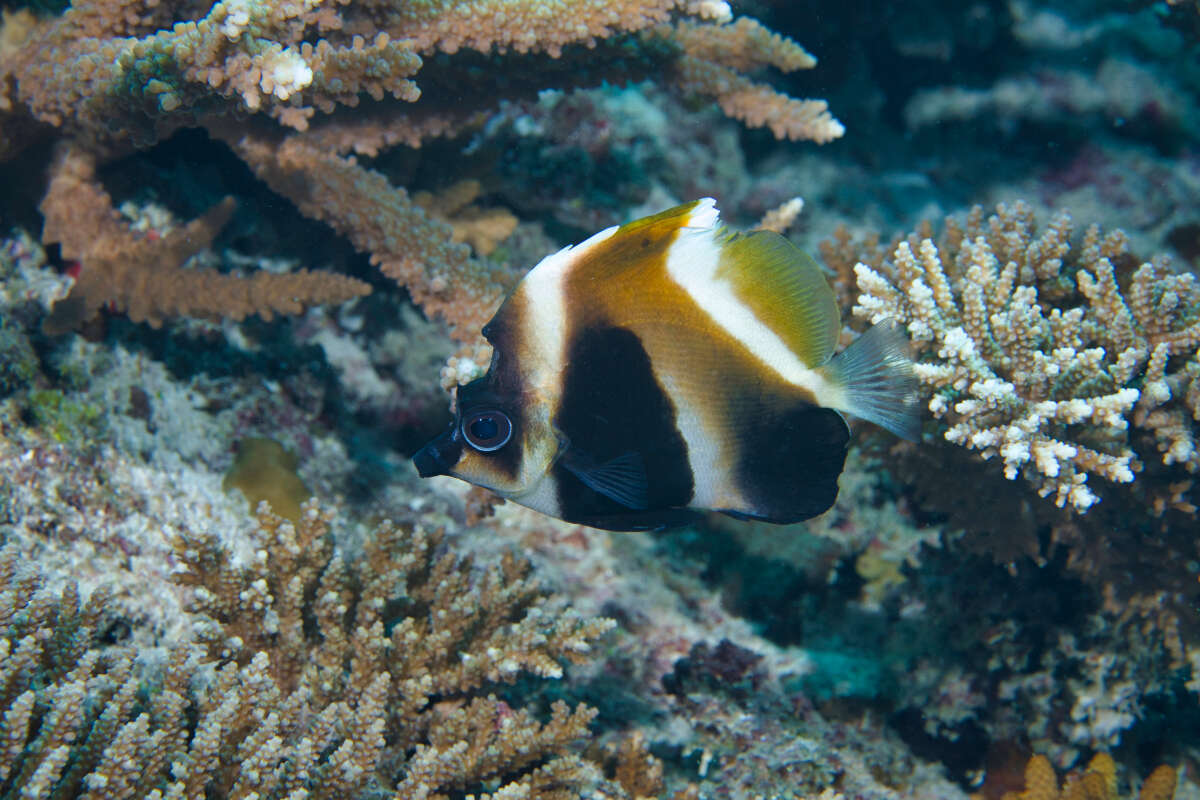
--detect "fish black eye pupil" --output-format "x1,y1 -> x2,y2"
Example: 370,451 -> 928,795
462,410 -> 512,452
471,417 -> 498,439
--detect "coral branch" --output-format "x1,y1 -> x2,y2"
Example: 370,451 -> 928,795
669,18 -> 844,143
4,1 -> 842,332
220,130 -> 512,339
851,201 -> 1200,512
39,144 -> 370,333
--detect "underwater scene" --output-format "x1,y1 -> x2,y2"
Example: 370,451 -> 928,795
1,0 -> 1199,797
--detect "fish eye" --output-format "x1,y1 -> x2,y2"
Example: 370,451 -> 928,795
462,409 -> 512,452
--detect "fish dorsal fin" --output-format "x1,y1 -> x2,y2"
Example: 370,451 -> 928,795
711,228 -> 841,368
617,197 -> 719,239
561,450 -> 649,510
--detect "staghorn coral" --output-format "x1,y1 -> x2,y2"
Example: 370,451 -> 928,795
595,730 -> 704,800
829,207 -> 1200,758
602,731 -> 667,800
0,0 -> 839,147
171,499 -> 615,798
665,16 -> 843,144
217,129 -> 512,340
1,0 -> 839,334
850,201 -> 1200,512
38,144 -> 371,334
0,500 -> 617,798
755,196 -> 805,234
0,546 -> 181,800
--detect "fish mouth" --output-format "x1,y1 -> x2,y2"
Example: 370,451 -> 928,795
413,430 -> 461,478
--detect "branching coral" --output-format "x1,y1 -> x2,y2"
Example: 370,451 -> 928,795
39,143 -> 370,334
0,0 -> 839,144
850,202 -> 1200,512
217,130 -> 511,339
413,179 -> 519,258
1,0 -> 840,334
666,16 -> 843,144
172,500 -> 614,797
0,500 -> 616,798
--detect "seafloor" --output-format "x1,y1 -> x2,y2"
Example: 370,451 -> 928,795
1,1 -> 1199,798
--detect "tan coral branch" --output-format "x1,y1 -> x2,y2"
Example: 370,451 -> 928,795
39,144 -> 370,333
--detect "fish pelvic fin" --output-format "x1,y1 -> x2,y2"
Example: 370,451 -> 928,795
561,450 -> 650,510
819,320 -> 920,441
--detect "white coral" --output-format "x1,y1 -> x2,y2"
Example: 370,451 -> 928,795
850,202 -> 1199,511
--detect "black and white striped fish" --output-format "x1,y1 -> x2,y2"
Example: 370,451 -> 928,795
413,199 -> 918,531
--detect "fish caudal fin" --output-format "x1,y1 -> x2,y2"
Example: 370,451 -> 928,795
820,320 -> 920,441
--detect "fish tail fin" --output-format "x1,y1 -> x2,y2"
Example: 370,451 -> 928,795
820,320 -> 921,441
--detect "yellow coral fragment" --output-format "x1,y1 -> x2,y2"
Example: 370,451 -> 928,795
412,179 -> 519,256
1138,765 -> 1178,800
1020,755 -> 1060,800
222,437 -> 311,522
987,752 -> 1176,800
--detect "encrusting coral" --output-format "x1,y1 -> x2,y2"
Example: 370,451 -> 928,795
846,201 -> 1200,513
0,0 -> 840,336
0,501 -> 616,798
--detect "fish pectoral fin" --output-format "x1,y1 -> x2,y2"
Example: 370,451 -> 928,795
818,319 -> 920,441
562,450 -> 650,510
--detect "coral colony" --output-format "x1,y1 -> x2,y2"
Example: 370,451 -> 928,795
0,0 -> 1198,798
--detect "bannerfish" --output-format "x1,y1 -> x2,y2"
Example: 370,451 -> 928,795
413,198 -> 918,531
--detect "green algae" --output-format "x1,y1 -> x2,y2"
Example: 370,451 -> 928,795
24,388 -> 105,444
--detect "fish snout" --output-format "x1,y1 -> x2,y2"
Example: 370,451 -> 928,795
413,431 -> 462,478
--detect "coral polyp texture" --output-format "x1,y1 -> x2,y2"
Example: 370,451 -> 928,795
0,502 -> 616,798
849,202 -> 1200,513
0,0 -> 839,143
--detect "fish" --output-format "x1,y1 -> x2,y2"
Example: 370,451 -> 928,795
413,198 -> 918,531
